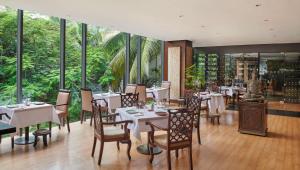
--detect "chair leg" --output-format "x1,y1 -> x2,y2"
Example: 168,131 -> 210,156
43,135 -> 48,146
127,140 -> 132,160
80,110 -> 84,124
116,141 -> 120,151
58,117 -> 61,130
197,127 -> 201,145
98,141 -> 104,165
217,117 -> 220,125
37,124 -> 40,130
91,137 -> 97,157
90,112 -> 93,126
167,150 -> 171,170
66,116 -> 70,133
11,136 -> 14,149
33,135 -> 38,147
175,149 -> 179,158
189,146 -> 193,170
49,122 -> 52,138
149,145 -> 154,163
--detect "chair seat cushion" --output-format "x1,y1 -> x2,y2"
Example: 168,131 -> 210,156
208,113 -> 221,117
55,109 -> 65,115
103,126 -> 126,140
153,134 -> 190,149
33,129 -> 51,136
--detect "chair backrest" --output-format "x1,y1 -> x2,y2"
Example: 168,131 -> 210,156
56,89 -> 71,114
186,96 -> 201,115
92,102 -> 104,137
136,84 -> 146,103
167,109 -> 194,147
125,84 -> 137,94
81,88 -> 93,112
161,81 -> 171,89
121,93 -> 139,107
184,89 -> 195,103
161,81 -> 171,100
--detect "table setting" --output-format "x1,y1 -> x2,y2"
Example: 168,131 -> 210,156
0,99 -> 60,145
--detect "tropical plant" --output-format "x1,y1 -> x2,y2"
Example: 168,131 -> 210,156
185,64 -> 205,90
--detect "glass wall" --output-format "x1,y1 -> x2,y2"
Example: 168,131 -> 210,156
224,53 -> 258,86
0,7 -> 163,122
86,25 -> 125,92
0,6 -> 17,105
65,21 -> 81,121
260,53 -> 300,102
141,37 -> 162,87
23,11 -> 60,104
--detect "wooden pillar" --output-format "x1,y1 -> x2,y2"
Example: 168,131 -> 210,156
163,40 -> 193,98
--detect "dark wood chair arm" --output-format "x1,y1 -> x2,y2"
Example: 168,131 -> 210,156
146,91 -> 156,98
54,103 -> 68,107
102,120 -> 133,126
146,121 -> 168,131
102,113 -> 119,118
0,113 -> 11,120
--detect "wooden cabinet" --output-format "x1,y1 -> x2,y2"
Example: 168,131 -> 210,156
238,101 -> 268,136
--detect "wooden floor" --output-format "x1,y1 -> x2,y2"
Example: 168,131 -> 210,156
268,101 -> 300,112
0,110 -> 300,170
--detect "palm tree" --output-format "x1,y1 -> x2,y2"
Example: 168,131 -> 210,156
103,32 -> 161,89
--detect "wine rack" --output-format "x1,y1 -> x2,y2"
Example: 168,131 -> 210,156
284,71 -> 300,103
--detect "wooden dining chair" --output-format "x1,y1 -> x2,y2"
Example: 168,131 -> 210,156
146,109 -> 194,170
80,88 -> 109,125
219,88 -> 229,105
120,93 -> 139,107
125,84 -> 137,94
91,102 -> 133,165
161,81 -> 171,103
186,96 -> 202,144
53,89 -> 71,132
136,84 -> 146,103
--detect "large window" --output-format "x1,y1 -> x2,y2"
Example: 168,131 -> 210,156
65,21 -> 81,121
23,11 -> 60,104
0,6 -> 17,105
141,37 -> 162,87
86,25 -> 125,92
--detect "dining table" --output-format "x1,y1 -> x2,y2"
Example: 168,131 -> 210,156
116,106 -> 169,155
146,87 -> 169,102
0,103 -> 60,145
93,92 -> 121,113
196,92 -> 226,114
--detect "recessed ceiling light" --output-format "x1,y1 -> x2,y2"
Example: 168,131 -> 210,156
201,25 -> 205,28
256,3 -> 262,7
179,15 -> 184,18
264,19 -> 269,22
269,28 -> 274,31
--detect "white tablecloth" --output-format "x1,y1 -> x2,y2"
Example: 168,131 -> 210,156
199,93 -> 225,114
93,93 -> 121,112
220,86 -> 247,97
116,107 -> 168,140
0,104 -> 60,129
146,87 -> 169,101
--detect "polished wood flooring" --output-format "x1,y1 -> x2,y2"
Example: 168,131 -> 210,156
0,110 -> 300,170
268,101 -> 300,112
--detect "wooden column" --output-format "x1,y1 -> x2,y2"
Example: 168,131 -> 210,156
163,40 -> 193,97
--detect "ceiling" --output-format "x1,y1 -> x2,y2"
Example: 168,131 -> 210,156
1,0 -> 300,47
